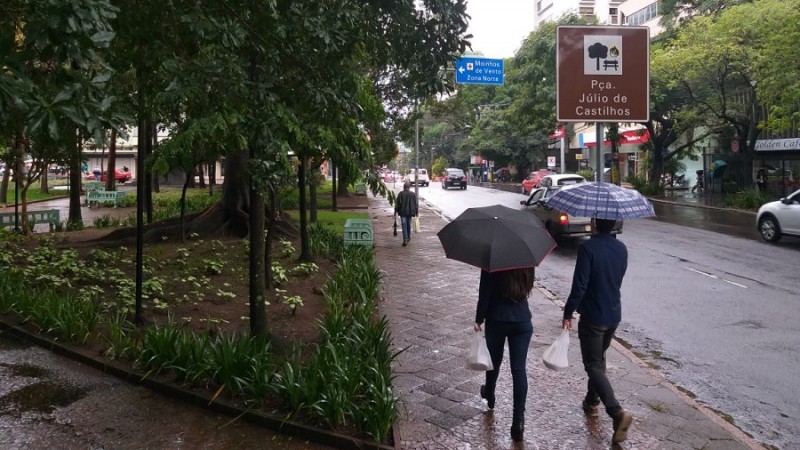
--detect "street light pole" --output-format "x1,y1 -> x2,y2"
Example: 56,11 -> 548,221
414,112 -> 420,204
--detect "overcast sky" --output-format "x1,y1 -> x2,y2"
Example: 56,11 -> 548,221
465,0 -> 536,59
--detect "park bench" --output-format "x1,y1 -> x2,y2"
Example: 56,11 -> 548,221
0,209 -> 61,232
87,189 -> 127,208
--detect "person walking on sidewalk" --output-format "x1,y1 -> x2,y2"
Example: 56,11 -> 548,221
394,181 -> 418,246
562,218 -> 633,444
474,268 -> 535,442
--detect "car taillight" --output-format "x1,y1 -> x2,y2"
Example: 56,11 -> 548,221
558,213 -> 569,225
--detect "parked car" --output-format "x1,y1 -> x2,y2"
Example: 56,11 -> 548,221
521,169 -> 555,194
441,168 -> 467,190
407,168 -> 429,186
536,173 -> 586,189
87,168 -> 132,183
520,183 -> 623,239
756,188 -> 800,242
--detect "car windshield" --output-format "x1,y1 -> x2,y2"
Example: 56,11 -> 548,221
447,170 -> 464,176
557,177 -> 584,185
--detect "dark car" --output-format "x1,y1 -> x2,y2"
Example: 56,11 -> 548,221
441,168 -> 467,190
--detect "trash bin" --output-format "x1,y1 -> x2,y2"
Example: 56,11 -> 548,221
343,219 -> 373,246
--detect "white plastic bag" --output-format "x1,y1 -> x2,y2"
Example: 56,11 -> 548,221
412,216 -> 421,233
542,329 -> 570,371
466,332 -> 494,371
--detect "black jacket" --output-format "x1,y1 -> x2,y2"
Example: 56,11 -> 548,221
395,190 -> 418,217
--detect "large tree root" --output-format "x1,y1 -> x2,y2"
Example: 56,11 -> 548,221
59,202 -> 300,248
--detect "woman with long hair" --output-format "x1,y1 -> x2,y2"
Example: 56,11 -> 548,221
474,267 -> 536,442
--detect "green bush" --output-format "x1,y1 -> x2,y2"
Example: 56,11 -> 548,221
722,187 -> 770,211
577,169 -> 595,181
626,174 -> 662,196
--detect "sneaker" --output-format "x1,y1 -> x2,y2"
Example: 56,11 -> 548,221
612,410 -> 633,444
479,385 -> 495,409
402,240 -> 407,246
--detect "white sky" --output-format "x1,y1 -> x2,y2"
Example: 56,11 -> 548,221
465,0 -> 536,59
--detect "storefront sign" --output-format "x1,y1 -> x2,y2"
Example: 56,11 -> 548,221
755,138 -> 800,151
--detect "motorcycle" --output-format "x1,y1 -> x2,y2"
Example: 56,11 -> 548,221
662,173 -> 686,188
691,169 -> 704,193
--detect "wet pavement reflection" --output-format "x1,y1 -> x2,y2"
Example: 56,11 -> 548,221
0,333 -> 333,450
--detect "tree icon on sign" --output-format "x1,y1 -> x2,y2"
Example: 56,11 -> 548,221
588,42 -> 608,71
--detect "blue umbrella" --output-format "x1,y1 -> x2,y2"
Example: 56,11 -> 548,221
709,160 -> 727,178
545,182 -> 655,220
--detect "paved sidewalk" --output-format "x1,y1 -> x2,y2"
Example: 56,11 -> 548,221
369,195 -> 763,450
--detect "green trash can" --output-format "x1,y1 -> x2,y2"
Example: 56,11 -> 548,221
343,218 -> 373,246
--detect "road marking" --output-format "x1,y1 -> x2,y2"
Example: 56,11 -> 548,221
684,267 -> 748,288
686,267 -> 717,279
723,279 -> 748,288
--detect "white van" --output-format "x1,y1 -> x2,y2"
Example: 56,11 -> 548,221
407,168 -> 430,186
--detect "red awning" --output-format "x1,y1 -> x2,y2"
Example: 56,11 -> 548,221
585,129 -> 650,147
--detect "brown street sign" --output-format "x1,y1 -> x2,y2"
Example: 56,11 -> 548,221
557,26 -> 650,122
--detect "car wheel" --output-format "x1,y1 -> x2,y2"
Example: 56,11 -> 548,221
462,185 -> 467,190
758,215 -> 782,242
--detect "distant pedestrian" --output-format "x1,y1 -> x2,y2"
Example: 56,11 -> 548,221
756,169 -> 768,193
474,267 -> 535,442
394,182 -> 417,246
81,162 -> 89,175
562,218 -> 633,444
92,166 -> 102,181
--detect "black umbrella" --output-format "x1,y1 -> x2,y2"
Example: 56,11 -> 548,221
437,205 -> 557,272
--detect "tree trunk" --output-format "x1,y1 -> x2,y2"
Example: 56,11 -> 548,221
265,185 -> 276,290
197,164 -> 206,189
337,166 -> 349,196
145,122 -> 155,223
298,156 -> 311,261
68,130 -> 84,227
208,162 -> 216,195
331,164 -> 338,212
249,152 -> 267,337
39,169 -> 49,194
106,129 -> 117,192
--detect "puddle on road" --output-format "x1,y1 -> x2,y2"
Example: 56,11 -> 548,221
0,380 -> 88,417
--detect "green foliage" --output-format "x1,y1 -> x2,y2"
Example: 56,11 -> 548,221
626,175 -> 663,196
577,169 -> 595,181
93,214 -> 122,229
722,187 -> 770,211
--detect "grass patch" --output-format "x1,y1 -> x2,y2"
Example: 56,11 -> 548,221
285,210 -> 369,234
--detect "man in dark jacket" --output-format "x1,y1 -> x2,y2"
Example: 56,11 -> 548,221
394,182 -> 418,246
562,218 -> 633,444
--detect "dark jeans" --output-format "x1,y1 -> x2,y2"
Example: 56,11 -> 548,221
399,215 -> 412,242
578,319 -> 622,417
484,320 -> 533,419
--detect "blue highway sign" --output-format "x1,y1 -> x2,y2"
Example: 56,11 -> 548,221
455,57 -> 504,85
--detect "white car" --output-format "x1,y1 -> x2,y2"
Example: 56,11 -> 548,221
407,168 -> 429,186
756,188 -> 800,242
